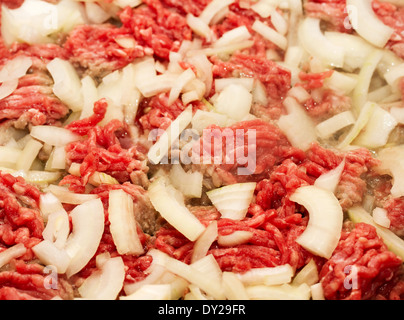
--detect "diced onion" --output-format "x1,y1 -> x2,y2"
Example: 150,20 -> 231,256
251,0 -> 274,18
16,138 -> 43,172
121,284 -> 172,300
0,146 -> 22,168
278,97 -> 317,151
169,164 -> 203,198
186,14 -> 213,42
108,189 -> 144,256
271,9 -> 288,35
214,84 -> 253,121
372,207 -> 391,228
80,76 -> 99,119
64,198 -> 105,277
314,160 -> 345,194
0,80 -> 19,100
199,0 -> 235,25
42,209 -> 70,249
148,106 -> 193,165
246,283 -> 311,300
315,111 -> 356,140
206,182 -> 256,220
292,259 -> 319,287
0,55 -> 32,82
78,255 -> 126,300
124,264 -> 167,295
290,185 -> 343,259
213,26 -> 252,48
84,2 -> 111,24
215,78 -> 255,92
346,0 -> 394,48
191,110 -> 229,134
30,125 -> 81,147
252,20 -> 287,51
222,272 -> 249,300
237,264 -> 294,286
298,17 -> 344,68
0,243 -> 26,269
384,63 -> 404,90
310,283 -> 325,300
47,58 -> 84,112
39,192 -> 65,221
287,86 -> 311,104
148,176 -> 206,241
324,71 -> 358,95
348,206 -> 404,259
376,145 -> 404,198
217,230 -> 253,247
191,221 -> 218,263
32,240 -> 71,274
168,68 -> 196,106
46,185 -> 100,205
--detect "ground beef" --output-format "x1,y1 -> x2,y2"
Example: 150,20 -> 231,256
63,24 -> 148,79
119,0 -> 193,60
383,198 -> 404,237
0,43 -> 69,127
319,222 -> 403,300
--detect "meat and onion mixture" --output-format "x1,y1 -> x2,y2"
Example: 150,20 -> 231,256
1,0 -> 404,300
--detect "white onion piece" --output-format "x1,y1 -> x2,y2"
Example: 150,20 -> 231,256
80,76 -> 99,119
354,104 -> 397,149
314,160 -> 345,194
168,68 -> 196,106
384,63 -> 404,89
237,264 -> 294,286
148,106 -> 193,165
16,138 -> 43,172
149,249 -> 225,299
271,9 -> 288,35
32,240 -> 71,274
194,40 -> 254,57
46,185 -> 99,205
108,189 -> 144,256
346,0 -> 394,48
287,86 -> 311,104
376,145 -> 404,198
0,55 -> 32,82
78,255 -> 125,300
186,14 -> 213,42
42,209 -> 70,249
114,0 -> 143,8
207,182 -> 256,220
191,254 -> 223,284
292,259 -> 319,287
47,58 -> 84,112
222,272 -> 249,300
124,264 -> 167,295
372,207 -> 391,228
217,230 -> 253,247
0,80 -> 18,100
148,176 -> 206,241
246,283 -> 311,300
390,106 -> 404,124
290,185 -> 343,259
215,78 -> 254,92
214,84 -> 253,121
30,125 -> 81,147
278,97 -> 317,151
85,2 -> 111,24
0,146 -> 22,168
348,206 -> 404,259
324,71 -> 358,95
191,110 -> 229,134
311,283 -> 325,300
65,198 -> 105,277
252,20 -> 287,50
298,17 -> 344,68
213,26 -> 252,48
191,221 -> 218,263
199,0 -> 235,25
186,53 -> 213,97
121,284 -> 172,300
169,164 -> 203,198
39,192 -> 65,221
0,243 -> 26,269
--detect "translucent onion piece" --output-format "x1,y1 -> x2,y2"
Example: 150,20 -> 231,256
191,220 -> 218,263
314,160 -> 345,194
191,110 -> 229,134
199,0 -> 235,25
222,272 -> 249,300
0,145 -> 22,167
236,264 -> 294,286
169,164 -> 203,198
121,284 -> 172,300
0,79 -> 18,100
78,256 -> 126,300
214,84 -> 252,121
346,0 -> 394,48
30,125 -> 81,147
168,68 -> 196,106
39,192 -> 65,221
16,138 -> 43,172
42,209 -> 70,249
246,283 -> 311,300
348,206 -> 404,259
298,17 -> 344,68
376,145 -> 404,198
32,240 -> 71,274
0,55 -> 32,82
108,189 -> 144,256
252,20 -> 287,50
215,77 -> 255,92
217,230 -> 253,247
292,259 -> 319,287
310,283 -> 325,300
186,14 -> 213,42
290,185 -> 343,259
213,26 -> 252,48
206,182 -> 257,220
64,198 -> 105,277
315,111 -> 356,140
0,243 -> 26,269
372,207 -> 391,228
148,176 -> 206,241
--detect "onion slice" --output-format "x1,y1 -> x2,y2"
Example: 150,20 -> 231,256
0,79 -> 18,100
0,243 -> 26,269
290,185 -> 343,259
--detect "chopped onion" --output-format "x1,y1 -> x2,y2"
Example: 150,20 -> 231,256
271,9 -> 288,35
80,76 -> 99,119
206,182 -> 257,220
292,259 -> 319,287
191,221 -> 218,263
337,101 -> 376,150
384,62 -> 404,90
39,192 -> 65,221
121,284 -> 172,300
0,243 -> 26,269
84,2 -> 111,24
298,17 -> 344,68
246,283 -> 311,300
186,14 -> 213,42
278,97 -> 317,151
287,86 -> 311,104
215,78 -> 255,92
169,164 -> 203,198
194,40 -> 254,57
0,55 -> 32,82
214,84 -> 253,121
186,53 -> 213,97
148,176 -> 206,241
310,283 -> 325,300
42,209 -> 70,249
390,106 -> 404,124
0,80 -> 19,100
114,0 -> 143,8
32,240 -> 71,274
0,146 -> 22,168
353,104 -> 397,149
168,68 -> 196,106
46,185 -> 99,205
314,159 -> 345,194
252,20 -> 287,51
251,0 -> 274,18
315,111 -> 356,140
124,264 -> 167,295
346,0 -> 394,48
237,264 -> 294,286
48,146 -> 67,170
47,58 -> 84,112
137,73 -> 178,98
108,189 -> 144,256
213,26 -> 252,48
148,106 -> 193,165
348,206 -> 404,259
64,198 -> 105,277
191,110 -> 229,134
78,255 -> 125,300
191,254 -> 223,285
372,207 -> 391,228
199,0 -> 235,25
149,249 -> 225,299
290,185 -> 343,259
30,125 -> 81,147
222,272 -> 249,300
376,145 -> 404,198
21,170 -> 62,185
16,138 -> 43,172
217,230 -> 253,247
324,71 -> 358,95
